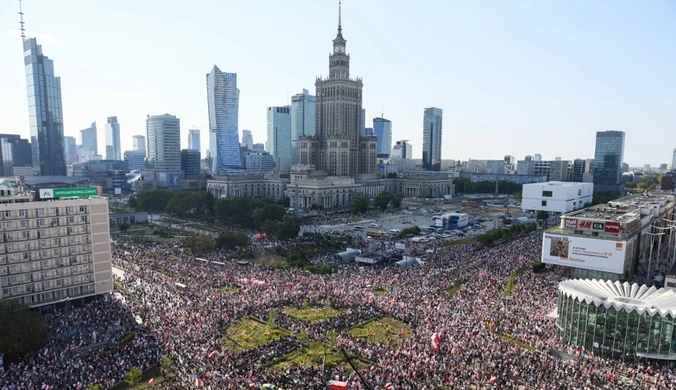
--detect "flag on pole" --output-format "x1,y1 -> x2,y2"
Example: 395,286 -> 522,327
329,380 -> 348,390
431,333 -> 439,352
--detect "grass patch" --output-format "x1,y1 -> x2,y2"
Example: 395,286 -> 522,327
220,285 -> 240,293
504,266 -> 528,297
283,306 -> 347,323
255,253 -> 285,266
185,223 -> 224,233
110,366 -> 164,390
444,237 -> 474,247
222,316 -> 290,353
500,333 -> 536,351
269,341 -> 371,370
445,279 -> 468,297
348,317 -> 412,346
373,287 -> 388,295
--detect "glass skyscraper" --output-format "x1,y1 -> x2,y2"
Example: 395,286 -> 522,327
132,135 -> 145,152
266,106 -> 291,170
593,130 -> 625,189
64,136 -> 77,165
23,38 -> 66,175
105,116 -> 121,160
423,107 -> 443,171
290,89 -> 315,165
373,117 -> 392,158
188,129 -> 201,152
80,122 -> 98,155
207,65 -> 241,173
146,114 -> 181,172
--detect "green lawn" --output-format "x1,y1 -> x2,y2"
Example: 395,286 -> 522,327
348,317 -> 411,346
445,279 -> 468,297
110,366 -> 164,390
444,237 -> 474,247
283,306 -> 347,323
222,316 -> 290,353
269,341 -> 370,370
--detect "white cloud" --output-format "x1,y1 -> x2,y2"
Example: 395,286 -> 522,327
3,30 -> 68,47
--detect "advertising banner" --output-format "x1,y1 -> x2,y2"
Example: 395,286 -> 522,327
40,187 -> 100,199
564,219 -> 578,229
541,233 -> 626,274
604,221 -> 621,234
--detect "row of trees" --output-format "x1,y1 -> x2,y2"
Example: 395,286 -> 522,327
476,223 -> 537,247
349,191 -> 404,215
452,178 -> 522,195
0,300 -> 47,363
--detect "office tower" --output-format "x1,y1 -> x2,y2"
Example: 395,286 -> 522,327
252,143 -> 265,151
361,108 -> 366,136
0,187 -> 112,308
516,160 -> 535,175
104,116 -> 121,160
297,3 -> 377,175
266,106 -> 292,170
593,130 -> 625,189
422,107 -> 443,171
80,122 -> 98,155
241,130 -> 254,150
245,150 -> 275,173
0,136 -> 31,176
671,148 -> 676,170
572,159 -> 586,182
132,135 -> 146,152
123,150 -> 146,171
23,38 -> 66,176
146,114 -> 181,172
64,136 -> 77,164
391,140 -> 412,159
585,159 -> 594,174
188,129 -> 201,151
365,128 -> 374,136
533,154 -> 542,162
290,89 -> 316,164
181,149 -> 201,179
373,117 -> 392,158
207,65 -> 241,173
549,160 -> 571,181
644,164 -> 651,173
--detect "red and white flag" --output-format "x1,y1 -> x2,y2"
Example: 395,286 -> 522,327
148,378 -> 155,385
431,333 -> 439,352
489,377 -> 497,385
329,380 -> 348,390
195,378 -> 203,387
208,350 -> 217,359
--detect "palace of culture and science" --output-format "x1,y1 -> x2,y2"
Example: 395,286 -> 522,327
207,4 -> 454,208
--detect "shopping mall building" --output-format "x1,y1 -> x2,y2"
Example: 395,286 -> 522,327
542,193 -> 675,282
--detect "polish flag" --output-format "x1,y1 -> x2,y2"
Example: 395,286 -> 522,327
208,350 -> 217,359
329,380 -> 348,390
148,378 -> 155,385
431,333 -> 439,352
195,378 -> 203,387
489,377 -> 497,385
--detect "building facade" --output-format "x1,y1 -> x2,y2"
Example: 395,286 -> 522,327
266,106 -> 292,170
391,140 -> 412,160
207,66 -> 241,173
64,136 -> 77,165
241,130 -> 254,150
146,114 -> 181,172
80,122 -> 98,156
245,151 -> 275,173
572,159 -> 587,182
0,184 -> 112,308
290,89 -> 316,165
181,149 -> 201,179
1,137 -> 32,177
132,135 -> 146,153
460,172 -> 548,184
593,130 -> 625,190
72,160 -> 129,193
123,150 -> 146,172
104,116 -> 121,161
373,117 -> 392,158
188,129 -> 201,152
298,6 -> 377,176
521,181 -> 593,214
422,107 -> 443,171
23,38 -> 66,176
549,160 -> 571,181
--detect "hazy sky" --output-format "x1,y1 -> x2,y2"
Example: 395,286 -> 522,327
0,0 -> 674,166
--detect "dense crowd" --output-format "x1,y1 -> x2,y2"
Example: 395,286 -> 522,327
2,219 -> 676,389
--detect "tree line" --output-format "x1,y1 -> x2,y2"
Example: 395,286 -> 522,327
452,178 -> 522,195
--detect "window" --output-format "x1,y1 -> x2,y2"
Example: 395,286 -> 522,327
541,200 -> 547,206
578,189 -> 582,196
542,191 -> 553,197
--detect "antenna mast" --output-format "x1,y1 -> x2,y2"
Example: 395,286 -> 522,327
18,0 -> 26,39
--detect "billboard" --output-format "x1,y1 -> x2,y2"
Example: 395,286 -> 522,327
541,233 -> 626,274
564,219 -> 578,229
40,187 -> 100,199
604,221 -> 621,234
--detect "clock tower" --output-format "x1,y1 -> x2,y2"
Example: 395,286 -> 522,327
329,1 -> 349,80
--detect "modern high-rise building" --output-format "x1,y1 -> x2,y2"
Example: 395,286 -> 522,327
104,116 -> 121,160
572,159 -> 587,182
0,136 -> 32,177
252,143 -> 265,151
298,4 -> 377,175
266,106 -> 292,170
64,136 -> 77,164
241,130 -> 254,150
245,150 -> 275,173
391,140 -> 412,160
80,122 -> 98,156
181,149 -> 201,179
671,148 -> 676,171
23,38 -> 66,176
207,66 -> 241,173
593,130 -> 625,190
290,89 -> 316,165
373,117 -> 392,158
422,107 -> 443,171
549,160 -> 571,181
132,135 -> 145,153
0,185 -> 112,308
146,114 -> 181,172
188,129 -> 201,152
123,150 -> 146,171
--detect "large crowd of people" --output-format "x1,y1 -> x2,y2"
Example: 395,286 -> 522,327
2,215 -> 676,390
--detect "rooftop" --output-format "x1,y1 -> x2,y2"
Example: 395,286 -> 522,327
564,192 -> 674,222
525,181 -> 589,187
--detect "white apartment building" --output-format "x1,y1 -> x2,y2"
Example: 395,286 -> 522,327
0,183 -> 112,308
521,181 -> 594,214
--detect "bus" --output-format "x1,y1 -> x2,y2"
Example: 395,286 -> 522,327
366,231 -> 383,238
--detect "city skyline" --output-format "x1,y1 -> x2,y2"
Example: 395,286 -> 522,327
0,1 -> 674,165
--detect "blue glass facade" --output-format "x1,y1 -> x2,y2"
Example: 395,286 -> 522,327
207,66 -> 241,173
290,89 -> 315,165
24,38 -> 66,175
80,122 -> 98,155
373,117 -> 392,158
423,107 -> 443,171
267,106 -> 291,170
593,131 -> 625,187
